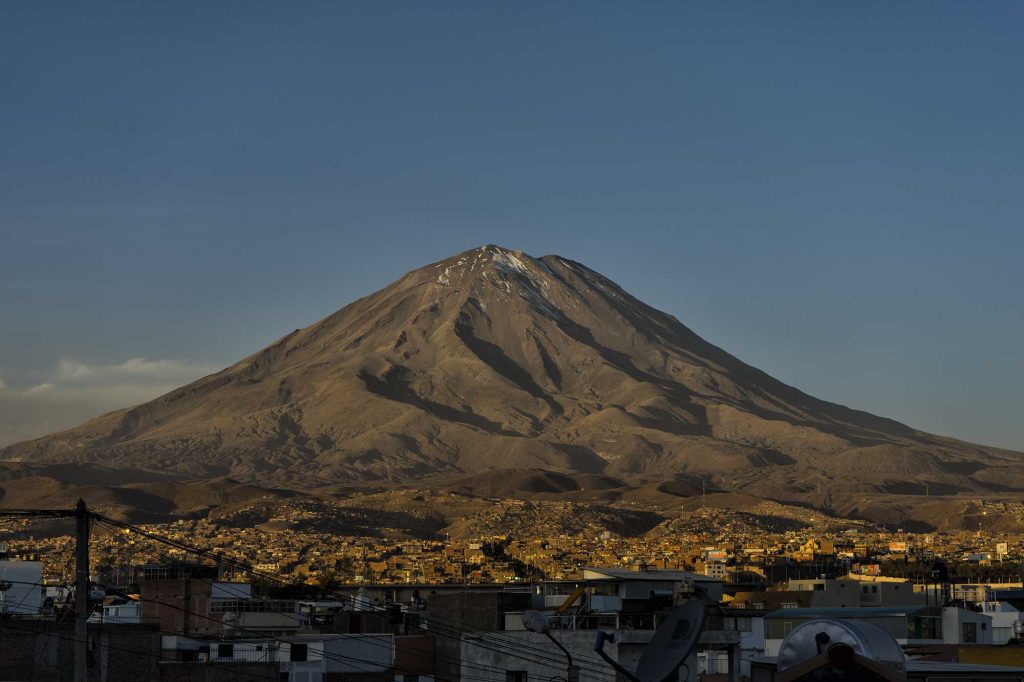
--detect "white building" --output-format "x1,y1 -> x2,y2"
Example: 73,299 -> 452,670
942,605 -> 994,645
162,633 -> 395,682
0,560 -> 42,615
89,598 -> 142,624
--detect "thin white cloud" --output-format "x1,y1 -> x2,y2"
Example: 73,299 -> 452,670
53,357 -> 211,384
0,357 -> 218,448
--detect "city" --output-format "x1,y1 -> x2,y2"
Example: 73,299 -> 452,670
3,2 -> 1022,681
2,496 -> 1024,679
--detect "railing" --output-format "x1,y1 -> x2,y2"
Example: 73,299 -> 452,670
210,599 -> 298,613
547,613 -> 622,630
528,610 -> 732,632
192,647 -> 279,663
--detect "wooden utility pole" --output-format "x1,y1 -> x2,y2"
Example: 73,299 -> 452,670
75,499 -> 89,682
0,505 -> 90,680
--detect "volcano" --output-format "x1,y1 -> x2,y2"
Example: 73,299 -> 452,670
3,245 -> 1022,525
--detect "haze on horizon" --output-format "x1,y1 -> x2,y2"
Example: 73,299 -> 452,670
1,2 -> 1021,452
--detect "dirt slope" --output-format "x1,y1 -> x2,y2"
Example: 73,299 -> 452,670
3,245 -> 1021,527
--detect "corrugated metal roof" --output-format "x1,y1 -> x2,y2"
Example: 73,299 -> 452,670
582,567 -> 720,582
909,661 -> 1024,672
766,606 -> 932,618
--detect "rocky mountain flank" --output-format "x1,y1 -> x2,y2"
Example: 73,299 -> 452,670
4,245 -> 1022,528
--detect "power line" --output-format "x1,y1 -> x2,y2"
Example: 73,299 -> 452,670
107,587 -> 513,682
202,574 -> 613,680
0,617 -> 284,682
208,577 -> 615,681
113,571 -> 553,682
0,578 -> 288,681
354,597 -> 615,679
204,576 -> 573,681
94,516 -> 617,680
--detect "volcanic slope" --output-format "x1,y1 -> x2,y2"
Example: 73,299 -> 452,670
4,245 -> 1022,511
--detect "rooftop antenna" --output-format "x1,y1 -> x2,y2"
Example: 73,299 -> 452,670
593,599 -> 705,682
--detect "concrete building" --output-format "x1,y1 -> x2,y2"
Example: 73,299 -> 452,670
162,632 -> 401,682
0,620 -> 160,681
942,605 -> 994,645
787,577 -> 925,608
435,568 -> 740,682
764,605 -> 994,654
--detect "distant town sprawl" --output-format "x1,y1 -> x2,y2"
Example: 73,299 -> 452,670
4,494 -> 1024,680
2,494 -> 1020,588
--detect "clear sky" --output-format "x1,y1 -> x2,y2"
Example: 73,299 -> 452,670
1,2 -> 1021,450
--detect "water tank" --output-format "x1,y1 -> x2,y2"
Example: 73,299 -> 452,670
777,618 -> 906,676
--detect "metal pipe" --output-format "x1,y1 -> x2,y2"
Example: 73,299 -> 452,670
546,630 -> 576,682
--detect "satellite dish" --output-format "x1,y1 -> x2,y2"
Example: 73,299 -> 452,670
521,609 -> 551,634
634,599 -> 706,682
776,618 -> 905,681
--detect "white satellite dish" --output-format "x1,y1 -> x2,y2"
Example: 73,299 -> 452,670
595,600 -> 706,682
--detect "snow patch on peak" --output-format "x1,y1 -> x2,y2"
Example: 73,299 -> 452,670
437,265 -> 454,286
488,247 -> 556,279
434,247 -> 557,296
490,248 -> 532,275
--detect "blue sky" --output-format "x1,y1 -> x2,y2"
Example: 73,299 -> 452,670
1,2 -> 1021,449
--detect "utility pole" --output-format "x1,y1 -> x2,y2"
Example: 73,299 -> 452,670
0,505 -> 92,680
75,499 -> 89,682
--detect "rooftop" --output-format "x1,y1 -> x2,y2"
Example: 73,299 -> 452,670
767,606 -> 935,618
582,567 -> 721,583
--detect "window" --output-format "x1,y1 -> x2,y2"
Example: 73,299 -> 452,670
291,643 -> 308,662
506,671 -> 528,682
872,586 -> 878,594
723,616 -> 752,632
217,643 -> 234,659
914,616 -> 942,640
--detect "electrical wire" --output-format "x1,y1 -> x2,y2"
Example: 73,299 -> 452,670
0,617 -> 285,682
94,514 -> 627,680
203,577 -> 527,680
11,509 -> 616,679
85,561 -> 487,682
196,574 -> 614,680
